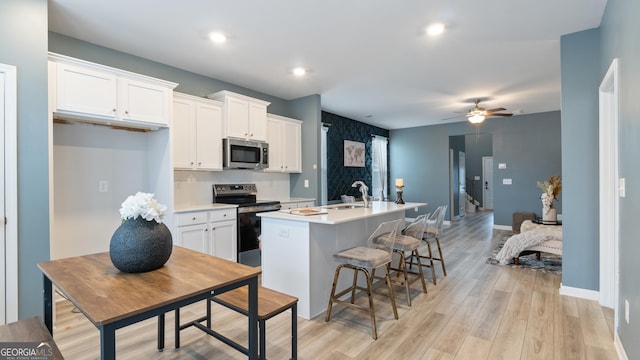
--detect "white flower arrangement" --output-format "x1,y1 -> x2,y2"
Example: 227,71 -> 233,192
119,192 -> 167,223
536,176 -> 562,215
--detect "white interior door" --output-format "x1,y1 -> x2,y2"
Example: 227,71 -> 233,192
0,70 -> 5,325
599,59 -> 620,318
458,151 -> 466,217
482,156 -> 494,210
0,63 -> 18,324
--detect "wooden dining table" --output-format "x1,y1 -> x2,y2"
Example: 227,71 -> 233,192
38,246 -> 261,359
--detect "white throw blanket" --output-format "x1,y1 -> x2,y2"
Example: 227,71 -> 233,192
495,228 -> 563,264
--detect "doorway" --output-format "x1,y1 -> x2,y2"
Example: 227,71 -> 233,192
458,151 -> 466,218
0,63 -> 18,324
482,157 -> 494,210
598,58 -> 619,318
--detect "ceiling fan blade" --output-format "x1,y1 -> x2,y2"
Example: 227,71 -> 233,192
487,113 -> 513,117
486,107 -> 506,112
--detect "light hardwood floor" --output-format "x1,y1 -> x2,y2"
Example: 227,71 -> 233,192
53,211 -> 618,359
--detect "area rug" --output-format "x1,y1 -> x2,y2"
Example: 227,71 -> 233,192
486,235 -> 562,274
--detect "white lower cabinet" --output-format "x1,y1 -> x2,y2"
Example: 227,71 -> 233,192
175,208 -> 237,261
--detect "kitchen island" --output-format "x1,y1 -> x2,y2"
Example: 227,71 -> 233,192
258,201 -> 427,319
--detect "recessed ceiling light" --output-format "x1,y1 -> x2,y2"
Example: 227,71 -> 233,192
292,67 -> 306,76
426,23 -> 445,37
208,32 -> 227,44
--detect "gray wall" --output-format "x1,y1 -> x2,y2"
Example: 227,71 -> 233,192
560,29 -> 600,295
598,0 -> 640,356
289,94 -> 323,201
0,0 -> 50,319
390,111 -> 561,225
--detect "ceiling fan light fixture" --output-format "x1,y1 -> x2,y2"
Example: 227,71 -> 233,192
426,23 -> 445,37
208,32 -> 227,44
292,67 -> 306,76
468,114 -> 485,124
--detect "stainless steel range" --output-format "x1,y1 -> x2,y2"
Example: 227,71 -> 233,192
213,183 -> 281,267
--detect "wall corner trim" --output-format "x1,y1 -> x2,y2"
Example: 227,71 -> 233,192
492,225 -> 512,231
559,283 -> 600,301
615,332 -> 629,360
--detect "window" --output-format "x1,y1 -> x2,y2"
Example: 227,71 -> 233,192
371,135 -> 388,200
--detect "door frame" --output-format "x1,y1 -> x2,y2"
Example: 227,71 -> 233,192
598,58 -> 620,318
0,63 -> 18,323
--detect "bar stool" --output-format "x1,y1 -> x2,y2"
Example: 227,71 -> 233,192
325,219 -> 403,340
408,205 -> 448,284
374,214 -> 428,306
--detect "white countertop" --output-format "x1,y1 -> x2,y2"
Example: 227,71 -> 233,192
258,201 -> 427,224
173,203 -> 238,213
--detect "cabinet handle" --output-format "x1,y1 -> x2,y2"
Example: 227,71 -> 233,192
192,217 -> 196,221
112,108 -> 117,113
205,228 -> 208,232
125,110 -> 129,115
198,162 -> 202,166
223,214 -> 226,217
190,162 -> 194,165
250,133 -> 253,137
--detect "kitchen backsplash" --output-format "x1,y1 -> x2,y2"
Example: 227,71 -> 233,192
174,170 -> 292,207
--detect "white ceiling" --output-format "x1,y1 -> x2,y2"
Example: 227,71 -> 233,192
48,0 -> 607,130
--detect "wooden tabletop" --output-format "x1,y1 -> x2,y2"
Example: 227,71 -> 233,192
38,246 -> 261,327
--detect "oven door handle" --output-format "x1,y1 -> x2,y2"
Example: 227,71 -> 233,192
237,204 -> 282,214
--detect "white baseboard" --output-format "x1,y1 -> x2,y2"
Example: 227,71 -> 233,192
615,332 -> 629,360
493,224 -> 512,231
559,283 -> 600,301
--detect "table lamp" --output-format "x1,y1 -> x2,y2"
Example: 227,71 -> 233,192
395,178 -> 405,204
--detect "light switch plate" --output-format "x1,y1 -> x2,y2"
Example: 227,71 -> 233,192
498,163 -> 507,169
502,178 -> 512,185
474,175 -> 480,180
619,177 -> 626,197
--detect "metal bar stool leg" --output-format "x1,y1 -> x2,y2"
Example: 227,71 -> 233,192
436,236 -> 447,276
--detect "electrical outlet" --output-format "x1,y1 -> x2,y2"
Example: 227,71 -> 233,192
625,299 -> 630,324
98,180 -> 108,193
304,179 -> 309,188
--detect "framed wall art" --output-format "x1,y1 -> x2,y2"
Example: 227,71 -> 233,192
344,140 -> 365,167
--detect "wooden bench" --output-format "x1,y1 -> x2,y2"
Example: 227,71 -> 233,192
0,316 -> 65,359
176,285 -> 298,360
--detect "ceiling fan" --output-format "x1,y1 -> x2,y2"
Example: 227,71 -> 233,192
464,99 -> 513,124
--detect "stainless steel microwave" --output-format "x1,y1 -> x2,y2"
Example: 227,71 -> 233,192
223,138 -> 269,169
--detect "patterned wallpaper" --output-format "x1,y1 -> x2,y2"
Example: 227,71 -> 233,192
322,111 -> 390,201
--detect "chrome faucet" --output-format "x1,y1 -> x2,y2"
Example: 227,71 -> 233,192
351,181 -> 370,208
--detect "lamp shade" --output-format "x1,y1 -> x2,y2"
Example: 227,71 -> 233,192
468,115 -> 485,124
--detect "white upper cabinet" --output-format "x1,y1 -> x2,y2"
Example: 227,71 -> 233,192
49,53 -> 177,130
172,93 -> 223,171
55,62 -> 118,119
208,90 -> 270,141
266,114 -> 302,173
